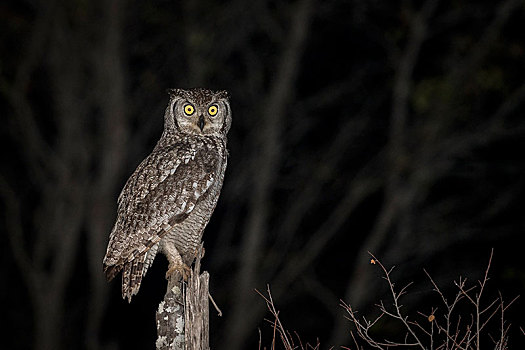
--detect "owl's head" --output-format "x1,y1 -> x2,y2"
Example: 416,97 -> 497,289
165,88 -> 231,137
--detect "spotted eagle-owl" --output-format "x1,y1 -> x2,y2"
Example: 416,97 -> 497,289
103,88 -> 230,302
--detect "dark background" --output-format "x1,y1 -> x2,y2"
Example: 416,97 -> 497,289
1,0 -> 524,349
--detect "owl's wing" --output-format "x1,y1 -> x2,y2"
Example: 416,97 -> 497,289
103,141 -> 220,280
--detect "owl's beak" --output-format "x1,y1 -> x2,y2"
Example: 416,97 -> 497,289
198,115 -> 205,131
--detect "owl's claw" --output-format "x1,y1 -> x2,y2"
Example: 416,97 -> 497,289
166,262 -> 191,281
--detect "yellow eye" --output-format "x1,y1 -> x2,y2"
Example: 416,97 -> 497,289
184,104 -> 195,115
208,105 -> 218,116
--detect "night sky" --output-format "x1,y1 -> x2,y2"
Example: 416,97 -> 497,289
1,0 -> 524,349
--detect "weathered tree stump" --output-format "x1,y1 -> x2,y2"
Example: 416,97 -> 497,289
156,245 -> 210,350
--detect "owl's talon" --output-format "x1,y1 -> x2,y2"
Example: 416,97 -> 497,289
166,263 -> 191,281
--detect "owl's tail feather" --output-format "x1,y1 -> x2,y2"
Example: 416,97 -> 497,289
104,263 -> 122,282
122,254 -> 146,303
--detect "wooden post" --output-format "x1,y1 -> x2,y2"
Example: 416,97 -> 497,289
156,244 -> 210,350
184,250 -> 210,349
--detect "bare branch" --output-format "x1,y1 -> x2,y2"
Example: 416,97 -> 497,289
257,286 -> 321,350
342,252 -> 519,350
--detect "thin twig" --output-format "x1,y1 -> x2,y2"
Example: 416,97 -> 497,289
208,292 -> 222,317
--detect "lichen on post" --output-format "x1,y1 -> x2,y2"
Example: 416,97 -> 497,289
156,244 -> 210,350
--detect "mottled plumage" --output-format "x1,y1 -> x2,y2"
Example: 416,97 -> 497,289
103,88 -> 230,302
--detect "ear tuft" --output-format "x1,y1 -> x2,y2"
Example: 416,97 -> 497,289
215,90 -> 230,100
167,88 -> 184,97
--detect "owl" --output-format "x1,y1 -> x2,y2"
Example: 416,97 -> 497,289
103,88 -> 231,302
